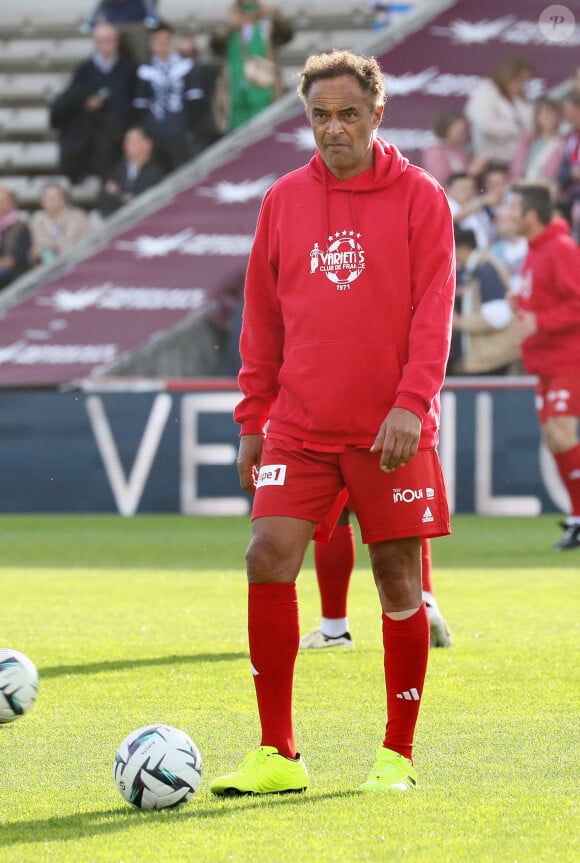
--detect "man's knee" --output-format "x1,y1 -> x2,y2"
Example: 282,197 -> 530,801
542,417 -> 579,453
245,528 -> 308,584
246,535 -> 281,583
369,538 -> 422,610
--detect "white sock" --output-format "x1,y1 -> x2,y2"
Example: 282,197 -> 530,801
422,590 -> 438,609
320,617 -> 349,638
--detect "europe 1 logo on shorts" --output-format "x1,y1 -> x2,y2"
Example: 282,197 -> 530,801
256,464 -> 287,488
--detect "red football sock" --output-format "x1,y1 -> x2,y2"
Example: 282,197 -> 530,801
420,537 -> 434,595
248,582 -> 299,759
554,444 -> 580,518
314,524 -> 355,619
382,604 -> 430,762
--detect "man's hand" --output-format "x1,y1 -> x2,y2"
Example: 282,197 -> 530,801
237,434 -> 264,496
85,95 -> 105,111
517,309 -> 538,342
370,407 -> 422,473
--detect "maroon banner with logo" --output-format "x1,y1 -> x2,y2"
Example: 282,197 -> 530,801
0,0 -> 576,386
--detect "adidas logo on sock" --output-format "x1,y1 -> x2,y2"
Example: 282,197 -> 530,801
396,688 -> 420,701
421,507 -> 434,523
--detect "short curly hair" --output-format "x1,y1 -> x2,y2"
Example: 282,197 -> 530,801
297,50 -> 386,110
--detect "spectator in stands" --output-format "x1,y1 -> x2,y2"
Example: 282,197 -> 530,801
445,171 -> 496,250
465,56 -> 534,163
50,23 -> 137,183
81,0 -> 161,62
510,97 -> 565,187
490,204 -> 528,295
134,21 -> 220,173
421,109 -> 488,186
452,226 -> 520,376
99,126 -> 165,216
569,66 -> 580,100
557,92 -> 580,243
210,1 -> 293,132
29,184 -> 90,265
480,160 -> 512,243
369,2 -> 414,30
0,187 -> 32,289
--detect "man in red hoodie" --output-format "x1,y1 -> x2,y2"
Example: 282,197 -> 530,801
511,183 -> 580,551
210,50 -> 455,797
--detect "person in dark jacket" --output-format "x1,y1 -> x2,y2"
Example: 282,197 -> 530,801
134,21 -> 220,172
83,0 -> 160,29
0,187 -> 31,289
99,126 -> 165,216
50,23 -> 137,182
81,0 -> 162,63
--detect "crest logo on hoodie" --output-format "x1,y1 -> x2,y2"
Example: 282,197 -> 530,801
309,230 -> 365,290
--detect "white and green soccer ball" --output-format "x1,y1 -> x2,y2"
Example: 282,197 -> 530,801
114,724 -> 202,809
0,648 -> 39,723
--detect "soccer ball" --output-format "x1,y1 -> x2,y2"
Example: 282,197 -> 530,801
114,724 -> 202,809
0,648 -> 39,724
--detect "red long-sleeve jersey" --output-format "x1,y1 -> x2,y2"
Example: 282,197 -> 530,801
235,138 -> 455,449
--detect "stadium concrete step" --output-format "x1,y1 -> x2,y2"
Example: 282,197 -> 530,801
0,107 -> 51,138
0,37 -> 92,71
0,0 -> 377,36
0,73 -> 68,106
277,28 -> 376,65
0,141 -> 59,172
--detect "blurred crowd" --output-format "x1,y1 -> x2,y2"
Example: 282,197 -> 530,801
0,3 -> 578,383
420,56 -> 580,377
0,1 -> 294,290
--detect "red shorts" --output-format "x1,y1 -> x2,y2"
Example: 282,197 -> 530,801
252,440 -> 450,544
535,376 -> 580,424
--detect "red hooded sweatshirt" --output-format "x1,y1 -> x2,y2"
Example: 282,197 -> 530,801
517,218 -> 580,377
235,137 -> 455,449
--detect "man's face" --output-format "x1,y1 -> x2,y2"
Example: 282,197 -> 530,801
494,206 -> 519,239
306,75 -> 383,180
93,26 -> 118,59
151,29 -> 173,59
485,170 -> 508,203
124,129 -> 151,161
448,176 -> 475,204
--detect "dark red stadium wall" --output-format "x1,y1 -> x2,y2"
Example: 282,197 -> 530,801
0,0 -> 576,387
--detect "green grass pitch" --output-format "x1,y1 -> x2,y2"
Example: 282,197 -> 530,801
0,514 -> 578,863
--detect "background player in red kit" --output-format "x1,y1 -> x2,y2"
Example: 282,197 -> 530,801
302,516 -> 452,649
210,49 -> 455,797
511,183 -> 580,551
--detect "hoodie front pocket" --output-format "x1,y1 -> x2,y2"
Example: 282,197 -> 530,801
275,341 -> 400,436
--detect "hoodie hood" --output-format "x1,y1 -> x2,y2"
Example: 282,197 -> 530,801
528,216 -> 571,250
308,136 -> 409,192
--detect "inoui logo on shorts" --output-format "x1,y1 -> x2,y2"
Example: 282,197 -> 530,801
256,464 -> 287,487
392,487 -> 435,503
